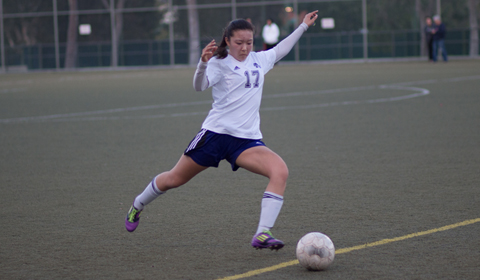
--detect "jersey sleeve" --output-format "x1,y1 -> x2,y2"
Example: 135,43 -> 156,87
206,58 -> 223,86
273,23 -> 308,62
193,57 -> 224,91
193,60 -> 209,91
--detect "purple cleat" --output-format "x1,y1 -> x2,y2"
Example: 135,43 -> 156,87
251,231 -> 284,250
125,205 -> 142,232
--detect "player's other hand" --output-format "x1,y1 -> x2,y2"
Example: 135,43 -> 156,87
303,10 -> 318,27
201,40 -> 218,62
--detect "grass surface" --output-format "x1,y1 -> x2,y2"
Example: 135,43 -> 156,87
1,60 -> 479,279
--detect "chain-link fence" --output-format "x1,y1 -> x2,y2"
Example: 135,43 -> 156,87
1,0 -> 478,72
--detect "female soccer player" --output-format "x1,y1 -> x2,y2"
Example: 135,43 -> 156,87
126,11 -> 318,250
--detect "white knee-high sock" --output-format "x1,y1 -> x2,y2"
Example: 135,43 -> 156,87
133,176 -> 165,210
256,191 -> 284,235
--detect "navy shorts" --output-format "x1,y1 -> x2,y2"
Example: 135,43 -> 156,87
184,129 -> 266,171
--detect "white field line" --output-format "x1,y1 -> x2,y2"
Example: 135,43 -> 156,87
0,88 -> 27,94
0,75 -> 478,124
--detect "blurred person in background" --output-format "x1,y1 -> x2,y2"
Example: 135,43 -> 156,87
432,15 -> 448,62
262,18 -> 280,50
424,16 -> 434,61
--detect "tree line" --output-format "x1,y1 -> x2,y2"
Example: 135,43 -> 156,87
2,0 -> 479,68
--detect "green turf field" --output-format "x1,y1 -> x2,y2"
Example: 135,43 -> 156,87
1,59 -> 479,279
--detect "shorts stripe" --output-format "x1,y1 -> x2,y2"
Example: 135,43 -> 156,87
185,128 -> 207,153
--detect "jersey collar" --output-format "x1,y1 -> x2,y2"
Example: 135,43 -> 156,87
226,53 -> 252,72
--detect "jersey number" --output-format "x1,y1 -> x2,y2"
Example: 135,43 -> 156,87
244,70 -> 260,88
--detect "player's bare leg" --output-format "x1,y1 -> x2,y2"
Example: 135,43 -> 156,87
235,146 -> 288,195
236,146 -> 288,250
126,155 -> 207,232
155,155 -> 208,192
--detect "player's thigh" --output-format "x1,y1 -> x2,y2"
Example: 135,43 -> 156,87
160,155 -> 208,187
235,146 -> 288,180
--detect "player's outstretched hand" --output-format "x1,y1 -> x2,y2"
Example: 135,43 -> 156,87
303,10 -> 318,27
201,40 -> 218,62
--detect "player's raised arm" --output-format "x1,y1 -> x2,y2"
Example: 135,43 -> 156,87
193,40 -> 218,91
272,10 -> 318,62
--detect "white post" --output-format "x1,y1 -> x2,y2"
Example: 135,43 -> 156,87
468,0 -> 479,57
362,0 -> 368,61
231,0 -> 236,20
294,0 -> 299,62
168,0 -> 174,65
110,0 -> 118,67
436,0 -> 441,17
0,0 -> 5,72
53,0 -> 60,69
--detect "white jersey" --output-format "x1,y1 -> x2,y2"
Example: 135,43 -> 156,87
192,23 -> 309,140
201,50 -> 276,139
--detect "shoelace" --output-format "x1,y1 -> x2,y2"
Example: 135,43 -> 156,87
127,207 -> 141,222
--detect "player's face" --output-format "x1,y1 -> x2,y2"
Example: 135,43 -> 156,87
226,29 -> 254,62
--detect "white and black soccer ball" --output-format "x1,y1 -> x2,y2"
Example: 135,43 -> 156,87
296,232 -> 335,270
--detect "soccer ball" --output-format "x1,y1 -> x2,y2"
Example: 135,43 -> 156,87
296,232 -> 335,270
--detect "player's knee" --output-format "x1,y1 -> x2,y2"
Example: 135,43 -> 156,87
280,164 -> 289,182
272,163 -> 289,184
157,171 -> 189,191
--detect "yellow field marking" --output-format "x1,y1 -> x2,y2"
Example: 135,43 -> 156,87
217,218 -> 480,280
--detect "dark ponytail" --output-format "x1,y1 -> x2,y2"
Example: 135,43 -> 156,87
214,19 -> 255,59
214,29 -> 229,59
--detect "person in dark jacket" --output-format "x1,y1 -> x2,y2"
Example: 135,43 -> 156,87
424,16 -> 434,61
432,15 -> 448,62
